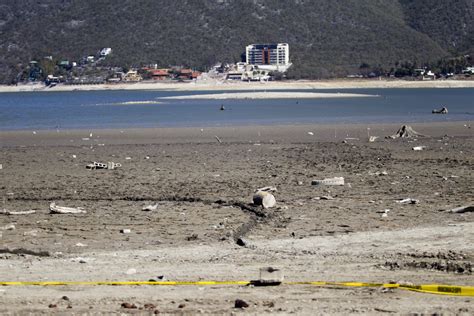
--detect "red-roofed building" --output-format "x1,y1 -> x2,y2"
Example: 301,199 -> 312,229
150,69 -> 170,80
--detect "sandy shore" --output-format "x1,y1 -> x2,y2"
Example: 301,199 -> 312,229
161,91 -> 378,100
1,79 -> 473,93
0,122 -> 473,314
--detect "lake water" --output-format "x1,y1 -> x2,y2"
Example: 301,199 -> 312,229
0,88 -> 472,130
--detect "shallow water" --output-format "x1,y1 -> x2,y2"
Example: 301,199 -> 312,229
0,88 -> 472,130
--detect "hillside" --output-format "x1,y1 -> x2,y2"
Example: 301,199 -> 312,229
0,0 -> 472,83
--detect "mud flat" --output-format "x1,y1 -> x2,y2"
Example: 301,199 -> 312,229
0,122 -> 473,314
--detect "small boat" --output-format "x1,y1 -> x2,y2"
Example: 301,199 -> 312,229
432,107 -> 448,114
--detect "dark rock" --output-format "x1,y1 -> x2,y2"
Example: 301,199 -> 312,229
62,295 -> 70,301
235,299 -> 249,309
48,304 -> 57,308
144,303 -> 156,309
121,302 -> 137,309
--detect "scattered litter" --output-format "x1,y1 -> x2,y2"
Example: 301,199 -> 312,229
0,209 -> 36,215
2,223 -> 16,231
71,257 -> 88,264
396,198 -> 419,205
145,156 -> 150,160
75,243 -> 87,247
23,230 -> 38,237
314,196 -> 335,200
369,171 -> 388,176
120,229 -> 131,234
413,146 -> 426,151
0,164 -> 2,170
256,186 -> 277,192
312,177 -> 345,186
72,155 -> 77,159
345,137 -> 359,140
307,132 -> 314,136
126,268 -> 137,275
376,209 -> 390,215
388,125 -> 425,139
215,135 -> 222,143
49,202 -> 86,214
441,206 -> 474,214
142,204 -> 158,212
368,136 -> 379,142
125,157 -> 132,160
86,161 -> 122,170
32,131 -> 37,135
253,190 -> 276,209
432,107 -> 448,114
81,138 -> 90,141
251,267 -> 284,286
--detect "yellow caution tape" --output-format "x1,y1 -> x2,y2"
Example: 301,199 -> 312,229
0,281 -> 472,297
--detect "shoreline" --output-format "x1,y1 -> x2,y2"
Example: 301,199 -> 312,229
1,79 -> 473,93
159,91 -> 378,100
1,121 -> 472,147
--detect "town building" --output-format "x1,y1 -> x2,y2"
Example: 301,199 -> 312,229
245,43 -> 291,72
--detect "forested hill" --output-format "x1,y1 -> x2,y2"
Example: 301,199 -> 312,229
0,0 -> 472,83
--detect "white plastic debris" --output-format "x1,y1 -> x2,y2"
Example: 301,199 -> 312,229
126,268 -> 137,275
49,202 -> 86,214
396,198 -> 419,204
142,204 -> 158,212
312,177 -> 345,186
307,132 -> 314,136
120,229 -> 131,234
253,191 -> 276,209
369,136 -> 379,143
412,146 -> 426,151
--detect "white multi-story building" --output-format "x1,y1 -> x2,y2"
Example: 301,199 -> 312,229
245,43 -> 291,72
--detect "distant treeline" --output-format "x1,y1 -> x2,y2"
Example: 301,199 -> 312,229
0,0 -> 472,83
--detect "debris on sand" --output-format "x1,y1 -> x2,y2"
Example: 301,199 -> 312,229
388,125 -> 425,139
396,198 -> 419,205
256,186 -> 277,192
253,190 -> 276,209
441,205 -> 474,214
142,204 -> 158,212
234,299 -> 249,309
250,267 -> 284,286
0,209 -> 36,215
368,136 -> 379,143
312,177 -> 345,186
215,135 -> 222,143
314,196 -> 335,200
49,202 -> 86,214
412,146 -> 427,151
432,107 -> 448,114
368,171 -> 388,176
120,229 -> 131,234
121,302 -> 137,309
86,161 -> 122,170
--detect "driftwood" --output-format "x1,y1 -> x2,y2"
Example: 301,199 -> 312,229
442,205 -> 474,213
388,125 -> 426,139
49,202 -> 86,214
0,209 -> 36,215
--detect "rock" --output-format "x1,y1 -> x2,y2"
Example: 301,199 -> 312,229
144,303 -> 156,309
62,296 -> 70,301
178,303 -> 186,308
48,304 -> 57,308
236,238 -> 248,247
253,191 -> 276,209
121,302 -> 137,309
235,299 -> 249,309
